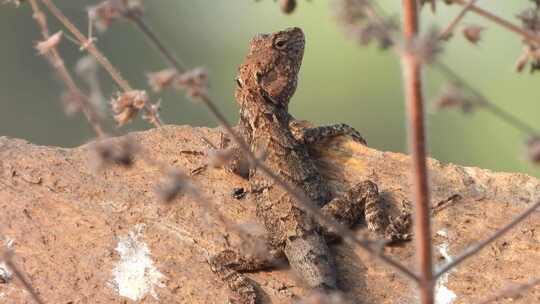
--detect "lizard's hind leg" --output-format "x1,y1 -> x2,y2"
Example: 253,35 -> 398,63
321,180 -> 411,242
209,249 -> 281,304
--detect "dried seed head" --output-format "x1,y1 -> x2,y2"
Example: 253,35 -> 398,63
279,0 -> 296,14
333,0 -> 396,49
147,68 -> 179,92
141,100 -> 161,126
517,7 -> 540,32
90,137 -> 138,170
88,0 -> 142,31
35,31 -> 62,55
76,56 -> 106,116
433,84 -> 478,113
526,137 -> 540,164
462,25 -> 485,45
408,27 -> 442,64
2,0 -> 24,7
155,169 -> 188,203
111,90 -> 148,126
61,91 -> 86,116
175,67 -> 209,99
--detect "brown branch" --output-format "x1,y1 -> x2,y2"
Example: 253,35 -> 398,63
37,0 -> 163,128
401,1 -> 434,303
439,0 -> 479,40
28,0 -> 105,138
435,200 -> 540,279
451,0 -> 540,45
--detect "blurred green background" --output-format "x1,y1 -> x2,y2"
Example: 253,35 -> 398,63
1,1 -> 539,177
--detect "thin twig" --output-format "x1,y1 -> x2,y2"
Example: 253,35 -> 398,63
435,200 -> 540,279
451,0 -> 540,46
477,277 -> 540,304
1,247 -> 44,304
439,0 -> 479,40
124,12 -> 187,73
38,0 -> 163,127
124,10 -> 419,282
433,61 -> 540,136
402,1 -> 434,303
29,0 -> 105,137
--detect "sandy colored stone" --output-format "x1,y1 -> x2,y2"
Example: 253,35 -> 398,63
0,125 -> 539,303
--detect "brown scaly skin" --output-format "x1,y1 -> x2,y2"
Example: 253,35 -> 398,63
209,27 -> 411,304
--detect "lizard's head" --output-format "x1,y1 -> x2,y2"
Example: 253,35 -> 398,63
237,27 -> 305,107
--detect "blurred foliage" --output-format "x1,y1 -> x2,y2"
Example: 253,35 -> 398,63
0,0 -> 538,178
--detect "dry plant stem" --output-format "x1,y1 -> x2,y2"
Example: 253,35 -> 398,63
477,277 -> 540,304
28,0 -> 105,137
125,13 -> 187,73
439,0 -> 479,40
451,0 -> 540,45
125,11 -> 419,281
38,0 -> 163,127
402,1 -> 434,303
3,256 -> 45,304
435,200 -> 540,279
433,61 -> 540,136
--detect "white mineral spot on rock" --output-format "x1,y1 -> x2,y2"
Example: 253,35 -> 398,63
435,241 -> 457,304
110,224 -> 166,301
436,229 -> 448,238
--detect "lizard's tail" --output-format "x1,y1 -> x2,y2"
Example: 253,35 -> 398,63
284,232 -> 338,290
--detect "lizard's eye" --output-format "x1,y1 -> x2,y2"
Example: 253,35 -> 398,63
274,38 -> 288,49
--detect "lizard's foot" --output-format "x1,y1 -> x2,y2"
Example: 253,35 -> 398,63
322,180 -> 412,243
384,200 -> 413,243
321,180 -> 379,229
209,249 -> 279,304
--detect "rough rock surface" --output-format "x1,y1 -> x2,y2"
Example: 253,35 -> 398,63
0,125 -> 539,303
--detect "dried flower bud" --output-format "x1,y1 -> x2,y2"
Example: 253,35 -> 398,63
420,0 -> 436,12
91,137 -> 138,170
517,8 -> 540,32
462,25 -> 484,44
88,0 -> 142,31
111,90 -> 148,126
156,169 -> 188,202
147,68 -> 179,92
2,0 -> 24,7
61,91 -> 86,116
333,0 -> 396,49
526,137 -> 540,164
175,67 -> 209,99
433,84 -> 478,113
279,0 -> 296,14
410,27 -> 442,64
515,47 -> 531,73
141,100 -> 161,126
76,56 -> 106,116
35,31 -> 62,55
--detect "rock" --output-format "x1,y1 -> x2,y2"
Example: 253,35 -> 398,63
0,125 -> 539,303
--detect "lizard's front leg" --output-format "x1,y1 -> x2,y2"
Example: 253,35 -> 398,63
289,120 -> 367,145
321,181 -> 411,242
209,248 -> 283,304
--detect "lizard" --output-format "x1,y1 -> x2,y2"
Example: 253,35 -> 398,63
209,27 -> 411,303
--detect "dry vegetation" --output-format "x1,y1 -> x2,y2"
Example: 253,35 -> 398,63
1,0 -> 540,303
